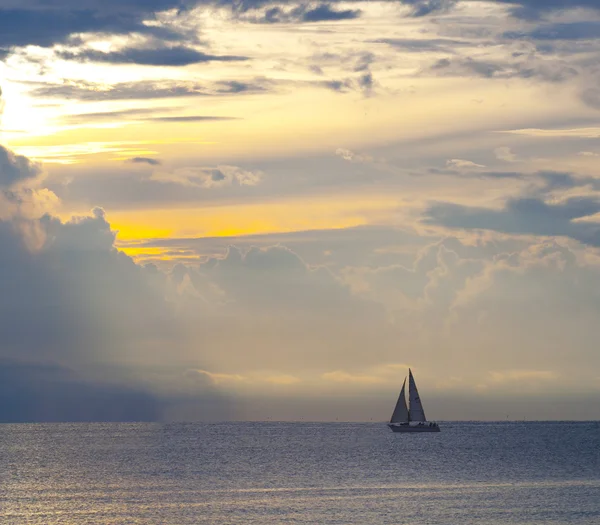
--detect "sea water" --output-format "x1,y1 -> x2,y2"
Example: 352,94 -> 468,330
1,421 -> 599,524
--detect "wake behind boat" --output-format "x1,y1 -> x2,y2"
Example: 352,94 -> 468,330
388,369 -> 440,433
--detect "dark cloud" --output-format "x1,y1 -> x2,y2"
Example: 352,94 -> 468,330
0,209 -> 176,362
0,6 -> 185,50
0,144 -> 41,188
26,78 -> 272,101
428,56 -> 578,83
302,4 -> 361,22
210,169 -> 227,182
352,51 -> 375,72
357,71 -> 374,95
57,46 -> 249,66
3,0 -> 599,59
495,0 -> 600,20
431,166 -> 600,194
128,157 -> 162,165
423,195 -> 600,247
401,0 -> 458,17
63,108 -> 173,124
580,88 -> 600,110
535,170 -> 600,193
0,359 -> 159,422
477,171 -> 524,179
0,136 -> 236,420
315,71 -> 375,95
63,108 -> 239,124
319,79 -> 354,92
372,38 -> 471,52
428,167 -> 524,179
308,50 -> 375,79
0,0 -> 464,55
149,115 -> 240,122
505,21 -> 600,41
430,57 -> 506,78
233,3 -> 362,23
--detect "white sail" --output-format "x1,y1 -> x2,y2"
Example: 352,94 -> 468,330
390,378 -> 409,423
408,369 -> 426,422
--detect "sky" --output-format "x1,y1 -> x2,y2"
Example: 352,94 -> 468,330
1,0 -> 600,422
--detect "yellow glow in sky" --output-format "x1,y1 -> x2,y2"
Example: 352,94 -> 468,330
110,193 -> 401,244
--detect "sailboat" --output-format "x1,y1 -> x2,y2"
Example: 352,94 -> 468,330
388,369 -> 440,433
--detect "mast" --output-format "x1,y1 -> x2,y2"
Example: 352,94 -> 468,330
390,377 -> 409,423
408,368 -> 426,422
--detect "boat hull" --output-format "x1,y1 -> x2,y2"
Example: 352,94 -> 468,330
388,423 -> 440,433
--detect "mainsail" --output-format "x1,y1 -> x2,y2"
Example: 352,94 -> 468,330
408,368 -> 426,422
390,378 -> 409,423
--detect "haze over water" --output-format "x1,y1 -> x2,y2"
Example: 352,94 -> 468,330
2,421 -> 599,524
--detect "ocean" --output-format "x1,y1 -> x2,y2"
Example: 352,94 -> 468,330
1,421 -> 599,524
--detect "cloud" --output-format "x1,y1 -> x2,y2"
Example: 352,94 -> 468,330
501,2 -> 600,20
265,374 -> 300,385
147,115 -> 240,122
184,369 -> 302,386
446,159 -> 485,169
0,144 -> 42,188
62,108 -> 172,124
0,139 -> 239,420
534,170 -> 600,193
63,109 -> 239,125
0,142 -> 54,225
314,72 -> 375,96
169,243 -> 389,372
128,157 -> 161,166
335,148 -> 373,163
4,134 -> 600,419
152,165 -> 263,188
4,208 -> 179,356
0,359 -> 159,423
423,195 -> 600,247
302,4 -> 361,22
186,369 -> 245,385
401,0 -> 458,17
247,4 -> 362,23
499,126 -> 600,138
580,88 -> 600,110
1,0 -> 597,62
357,71 -> 374,95
488,369 -> 558,382
0,86 -> 4,124
428,56 -> 578,83
45,161 -> 274,208
0,9 -> 127,49
0,0 -> 456,56
372,37 -> 471,52
319,79 -> 352,92
57,46 -> 249,66
495,147 -> 517,162
0,134 -> 186,419
321,363 -> 415,386
26,78 -> 273,101
321,370 -> 382,384
505,21 -> 600,41
0,3 -> 186,50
